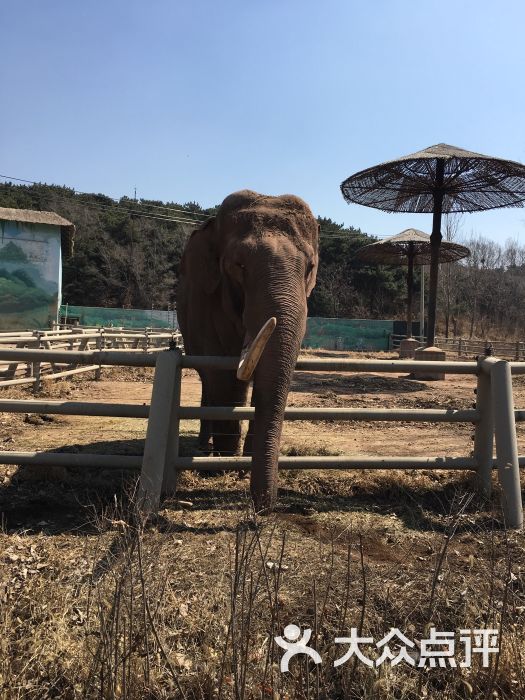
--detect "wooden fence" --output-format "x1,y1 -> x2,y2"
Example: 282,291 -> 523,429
139,352 -> 524,528
389,333 -> 525,360
0,327 -> 181,389
0,348 -> 525,528
0,346 -> 523,528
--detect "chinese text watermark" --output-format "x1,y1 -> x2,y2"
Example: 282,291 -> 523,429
275,626 -> 499,672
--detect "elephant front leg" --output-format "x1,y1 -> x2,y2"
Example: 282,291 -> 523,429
198,380 -> 212,454
212,419 -> 242,456
209,370 -> 249,459
242,391 -> 255,456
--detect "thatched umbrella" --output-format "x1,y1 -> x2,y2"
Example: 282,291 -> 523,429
356,228 -> 469,339
341,144 -> 525,346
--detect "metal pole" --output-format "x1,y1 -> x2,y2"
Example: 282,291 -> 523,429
473,357 -> 494,497
173,455 -> 477,470
407,244 -> 414,337
177,406 -> 478,423
426,159 -> 445,347
182,356 -> 478,374
139,349 -> 182,512
0,348 -> 158,367
486,358 -> 523,529
420,264 -> 425,343
0,398 -> 149,418
0,451 -> 141,469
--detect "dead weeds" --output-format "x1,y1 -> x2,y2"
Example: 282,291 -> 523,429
1,353 -> 525,698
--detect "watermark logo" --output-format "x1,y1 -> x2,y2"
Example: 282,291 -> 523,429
274,626 -> 499,671
275,624 -> 322,672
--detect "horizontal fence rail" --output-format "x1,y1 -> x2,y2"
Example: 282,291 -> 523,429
178,406 -> 480,422
0,399 -> 149,418
172,456 -> 478,470
182,355 -> 479,374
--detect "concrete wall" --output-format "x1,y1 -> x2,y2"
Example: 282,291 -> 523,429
0,220 -> 61,330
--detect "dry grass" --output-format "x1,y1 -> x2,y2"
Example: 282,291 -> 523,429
2,470 -> 525,699
1,356 -> 525,698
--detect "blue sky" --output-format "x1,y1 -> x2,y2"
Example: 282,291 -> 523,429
1,0 -> 524,244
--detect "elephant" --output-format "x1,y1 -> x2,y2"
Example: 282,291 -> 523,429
177,190 -> 319,510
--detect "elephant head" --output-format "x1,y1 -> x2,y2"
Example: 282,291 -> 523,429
177,190 -> 319,510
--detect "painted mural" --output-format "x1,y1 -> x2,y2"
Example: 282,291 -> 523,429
0,220 -> 61,330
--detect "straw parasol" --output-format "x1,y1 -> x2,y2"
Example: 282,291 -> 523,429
356,228 -> 469,339
341,144 -> 525,346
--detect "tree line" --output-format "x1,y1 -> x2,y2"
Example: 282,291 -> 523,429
0,181 -> 407,319
439,219 -> 525,339
0,181 -> 523,338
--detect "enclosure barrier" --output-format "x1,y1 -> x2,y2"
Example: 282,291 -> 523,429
390,333 -> 525,360
139,350 -> 524,529
0,327 -> 181,388
0,347 -> 523,528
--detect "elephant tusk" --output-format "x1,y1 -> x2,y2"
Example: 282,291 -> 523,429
237,317 -> 277,381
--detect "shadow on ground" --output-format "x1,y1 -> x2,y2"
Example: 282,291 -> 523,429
0,435 -> 507,537
291,372 -> 428,395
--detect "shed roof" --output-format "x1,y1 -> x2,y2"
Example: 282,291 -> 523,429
0,207 -> 76,257
0,207 -> 74,228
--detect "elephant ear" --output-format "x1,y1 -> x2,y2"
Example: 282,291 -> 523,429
306,254 -> 318,298
182,217 -> 221,294
305,231 -> 319,297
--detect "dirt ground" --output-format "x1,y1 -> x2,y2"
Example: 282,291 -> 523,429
1,352 -> 525,699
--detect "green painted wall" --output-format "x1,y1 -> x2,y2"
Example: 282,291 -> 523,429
59,306 -> 393,350
303,317 -> 393,351
60,305 -> 176,329
0,220 -> 61,330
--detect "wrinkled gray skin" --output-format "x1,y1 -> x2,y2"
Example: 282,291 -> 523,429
177,190 -> 319,510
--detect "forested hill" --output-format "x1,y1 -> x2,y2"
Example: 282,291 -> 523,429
0,181 -> 407,319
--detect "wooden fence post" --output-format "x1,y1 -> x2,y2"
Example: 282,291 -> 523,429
32,331 -> 43,393
95,330 -> 104,380
473,357 -> 494,497
32,360 -> 41,393
490,358 -> 523,529
138,348 -> 182,513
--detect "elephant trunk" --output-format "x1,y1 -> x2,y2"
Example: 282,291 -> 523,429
248,290 -> 306,510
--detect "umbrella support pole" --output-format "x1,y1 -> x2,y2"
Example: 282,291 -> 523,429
420,265 -> 425,343
406,244 -> 414,336
427,160 -> 445,348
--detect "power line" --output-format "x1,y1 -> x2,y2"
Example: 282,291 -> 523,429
0,177 -> 208,227
0,172 -> 385,239
0,173 -> 210,221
